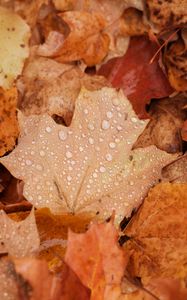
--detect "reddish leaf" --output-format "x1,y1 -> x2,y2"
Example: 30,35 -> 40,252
98,36 -> 173,118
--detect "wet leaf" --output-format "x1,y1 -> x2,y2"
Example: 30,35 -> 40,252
0,7 -> 30,89
134,94 -> 187,153
0,208 -> 40,257
0,87 -> 175,223
98,36 -> 173,118
0,88 -> 19,157
65,220 -> 127,300
162,154 -> 187,183
123,183 -> 187,284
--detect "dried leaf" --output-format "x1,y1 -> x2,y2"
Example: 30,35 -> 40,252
181,120 -> 187,141
98,36 -> 173,118
146,0 -> 187,32
0,87 -> 175,223
0,7 -> 30,89
121,8 -> 150,36
164,39 -> 187,91
0,88 -> 19,157
37,12 -> 110,66
162,154 -> 187,183
134,94 -> 187,153
65,220 -> 127,300
0,208 -> 40,257
123,183 -> 187,284
18,57 -> 109,125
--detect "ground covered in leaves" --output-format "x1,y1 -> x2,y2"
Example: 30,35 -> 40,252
0,0 -> 187,299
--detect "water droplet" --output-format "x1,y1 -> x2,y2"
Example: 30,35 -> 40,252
58,130 -> 67,141
36,185 -> 41,190
129,181 -> 134,186
66,151 -> 72,158
102,120 -> 110,130
88,137 -> 94,145
106,111 -> 113,119
112,98 -> 119,106
105,153 -> 113,161
99,166 -> 106,173
31,151 -> 35,155
36,164 -> 43,171
39,150 -> 45,157
25,159 -> 32,166
131,117 -> 138,123
93,172 -> 97,178
46,126 -> 52,133
87,123 -> 95,131
67,175 -> 72,182
84,109 -> 88,114
79,146 -> 84,152
109,142 -> 116,149
117,126 -> 122,131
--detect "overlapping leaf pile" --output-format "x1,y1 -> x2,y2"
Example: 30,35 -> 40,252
0,0 -> 187,299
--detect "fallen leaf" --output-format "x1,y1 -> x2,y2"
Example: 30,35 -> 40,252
146,0 -> 187,33
121,8 -> 150,36
37,11 -> 110,66
0,87 -> 175,223
134,94 -> 187,153
0,208 -> 40,257
123,183 -> 187,284
0,88 -> 19,157
98,36 -> 173,118
0,6 -> 30,89
15,258 -> 91,300
164,38 -> 187,91
181,120 -> 187,141
65,220 -> 127,300
162,154 -> 187,183
120,278 -> 187,300
18,57 -> 109,125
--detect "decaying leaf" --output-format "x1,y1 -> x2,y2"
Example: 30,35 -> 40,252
0,88 -> 19,157
65,220 -> 127,300
18,57 -> 109,125
37,11 -> 110,66
120,278 -> 187,300
162,154 -> 187,183
146,0 -> 187,32
0,208 -> 40,257
123,183 -> 187,284
98,36 -> 173,118
0,6 -> 30,89
134,94 -> 187,153
0,87 -> 175,223
164,38 -> 187,92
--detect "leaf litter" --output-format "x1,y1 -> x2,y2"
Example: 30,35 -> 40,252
0,1 -> 187,299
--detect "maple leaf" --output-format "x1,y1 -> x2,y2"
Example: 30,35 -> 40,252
18,57 -> 109,125
134,94 -> 187,153
65,220 -> 127,300
0,7 -> 30,89
0,88 -> 19,157
0,87 -> 175,223
98,36 -> 173,119
123,183 -> 187,284
0,208 -> 40,257
37,11 -> 110,66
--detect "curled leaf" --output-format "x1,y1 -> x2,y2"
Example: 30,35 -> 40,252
0,88 -> 175,223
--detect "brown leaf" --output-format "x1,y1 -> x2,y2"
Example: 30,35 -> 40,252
0,208 -> 40,257
0,87 -> 175,223
123,183 -> 187,284
146,0 -> 187,33
0,88 -> 19,157
134,94 -> 187,153
37,11 -> 110,66
162,154 -> 187,183
164,38 -> 187,91
181,120 -> 187,141
18,57 -> 109,125
65,220 -> 127,300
